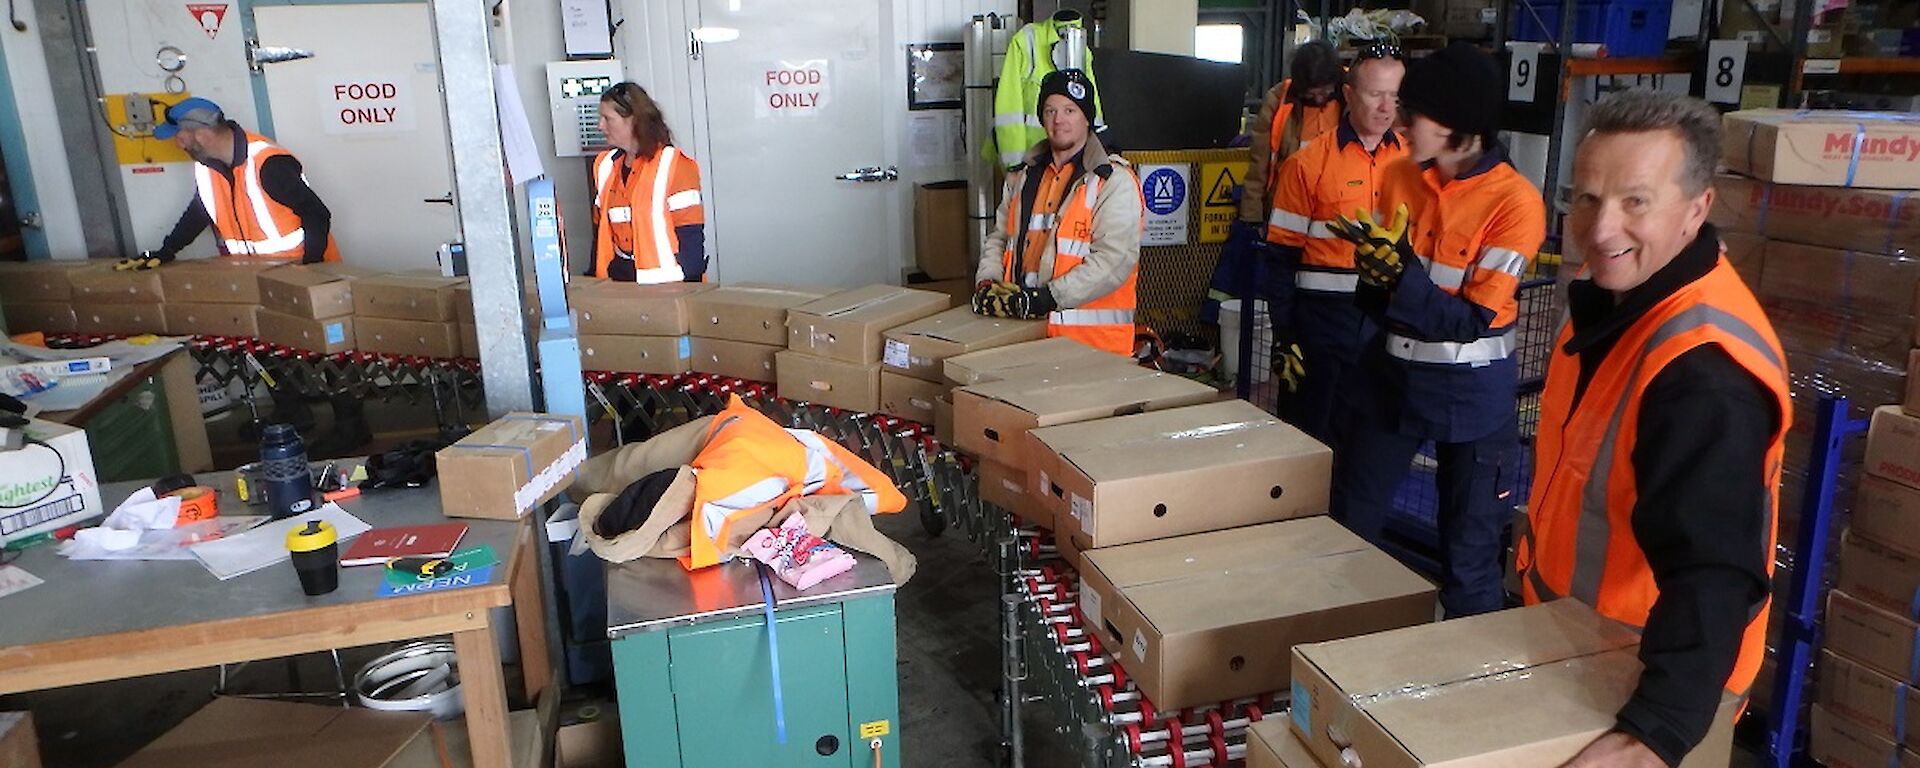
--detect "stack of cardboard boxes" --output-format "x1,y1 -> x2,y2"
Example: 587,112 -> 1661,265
350,273 -> 468,359
681,284 -> 829,382
876,306 -> 1045,426
69,266 -> 168,335
775,284 -> 949,412
570,280 -> 710,375
256,264 -> 368,354
158,259 -> 287,338
0,262 -> 91,334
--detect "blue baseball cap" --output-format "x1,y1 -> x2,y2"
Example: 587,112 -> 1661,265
153,97 -> 225,140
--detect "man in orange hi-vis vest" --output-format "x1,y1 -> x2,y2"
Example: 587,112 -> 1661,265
119,97 -> 340,270
1518,90 -> 1790,768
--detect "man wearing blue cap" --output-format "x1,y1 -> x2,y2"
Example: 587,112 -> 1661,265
118,97 -> 340,270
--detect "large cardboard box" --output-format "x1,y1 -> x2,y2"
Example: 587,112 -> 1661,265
1828,589 -> 1920,683
0,261 -> 88,304
257,310 -> 354,355
882,307 -> 1047,382
0,712 -> 38,768
76,303 -> 166,335
438,412 -> 587,520
355,317 -> 462,359
157,258 -> 285,304
1856,474 -> 1920,558
1754,240 -> 1917,362
1029,400 -> 1331,547
116,696 -> 428,768
775,351 -> 881,413
1290,599 -> 1738,768
1813,705 -> 1920,768
687,337 -> 781,381
0,419 -> 101,547
1723,110 -> 1920,188
572,281 -> 710,336
68,267 -> 163,304
257,264 -> 374,319
1839,532 -> 1920,618
1819,650 -> 1920,748
953,365 -> 1218,467
1,302 -> 77,335
163,303 -> 260,338
579,334 -> 691,375
914,181 -> 972,280
685,284 -> 830,345
352,274 -> 464,321
879,370 -> 945,424
980,459 -> 1049,529
1712,173 -> 1920,256
787,284 -> 950,363
1868,405 -> 1920,491
943,336 -> 1130,386
1249,717 -> 1322,768
1081,518 -> 1434,709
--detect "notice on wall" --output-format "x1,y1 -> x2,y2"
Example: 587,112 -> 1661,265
1139,164 -> 1191,247
1197,161 -> 1246,244
320,75 -> 417,135
756,60 -> 832,118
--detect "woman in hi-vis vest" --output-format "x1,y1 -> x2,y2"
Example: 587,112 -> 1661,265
590,82 -> 707,283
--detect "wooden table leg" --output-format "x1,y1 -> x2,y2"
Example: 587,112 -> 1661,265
453,620 -> 512,768
510,520 -> 552,701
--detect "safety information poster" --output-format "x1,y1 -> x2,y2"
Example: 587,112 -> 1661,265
1139,163 -> 1190,247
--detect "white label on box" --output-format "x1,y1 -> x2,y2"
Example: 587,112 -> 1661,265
1080,584 -> 1103,631
1071,493 -> 1092,529
1038,470 -> 1049,497
1132,629 -> 1149,662
1803,58 -> 1841,74
883,339 -> 911,369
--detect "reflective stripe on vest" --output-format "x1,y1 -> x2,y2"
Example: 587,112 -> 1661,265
593,146 -> 690,280
1296,271 -> 1359,293
1419,255 -> 1467,290
1480,246 -> 1530,279
1385,329 -> 1515,365
1049,308 -> 1136,326
193,139 -> 308,257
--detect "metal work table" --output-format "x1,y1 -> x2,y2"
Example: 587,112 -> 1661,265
605,554 -> 897,638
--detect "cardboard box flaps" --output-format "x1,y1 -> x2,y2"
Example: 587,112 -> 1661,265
1722,110 -> 1920,188
437,412 -> 587,520
257,264 -> 372,319
953,364 -> 1219,466
115,697 -> 427,768
775,351 -> 881,413
943,336 -> 1130,386
685,284 -> 831,345
786,284 -> 951,363
881,306 -> 1046,382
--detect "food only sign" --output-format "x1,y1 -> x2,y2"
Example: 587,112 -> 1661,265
757,60 -> 831,117
320,76 -> 417,135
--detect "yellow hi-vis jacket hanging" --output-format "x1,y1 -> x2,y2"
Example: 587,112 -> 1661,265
1517,254 -> 1790,698
685,396 -> 906,570
193,133 -> 340,261
990,15 -> 1105,168
592,145 -> 704,283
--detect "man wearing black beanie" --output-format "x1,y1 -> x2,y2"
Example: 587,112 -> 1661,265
1325,43 -> 1546,622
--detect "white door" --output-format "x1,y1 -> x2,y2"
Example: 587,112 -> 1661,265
689,0 -> 894,285
252,3 -> 455,270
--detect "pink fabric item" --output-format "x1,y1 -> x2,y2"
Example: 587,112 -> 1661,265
743,512 -> 856,591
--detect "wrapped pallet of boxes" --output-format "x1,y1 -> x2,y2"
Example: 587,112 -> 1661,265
0,262 -> 89,334
1722,110 -> 1920,189
1826,589 -> 1920,686
1290,599 -> 1741,768
571,281 -> 707,375
1710,173 -> 1920,257
437,412 -> 587,520
1868,405 -> 1920,492
353,274 -> 465,358
952,362 -> 1216,467
68,266 -> 166,334
1028,399 -> 1331,548
0,418 -> 102,546
1078,517 -> 1435,710
256,265 -> 373,354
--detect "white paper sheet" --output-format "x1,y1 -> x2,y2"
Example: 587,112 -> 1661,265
0,565 -> 43,600
189,504 -> 370,580
494,65 -> 546,185
62,517 -> 267,561
2,338 -> 185,368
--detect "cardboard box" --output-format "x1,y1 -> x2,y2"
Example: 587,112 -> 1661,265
1250,717 -> 1323,768
879,370 -> 945,424
579,334 -> 692,375
352,273 -> 464,321
355,316 -> 462,359
1828,589 -> 1920,683
914,181 -> 972,279
157,258 -> 285,304
787,284 -> 950,363
1868,405 -> 1920,491
572,281 -> 710,336
1840,532 -> 1920,618
556,702 -> 624,768
68,267 -> 164,304
1,302 -> 77,335
257,264 -> 371,319
908,277 -> 975,307
934,393 -> 954,445
1819,650 -> 1920,748
1712,174 -> 1920,257
0,712 -> 39,768
438,412 -> 587,520
458,322 -> 478,358
1718,229 -> 1768,280
0,261 -> 89,304
1812,705 -> 1920,768
775,351 -> 881,413
1290,599 -> 1738,768
1081,517 -> 1435,709
980,459 -> 1049,528
0,417 -> 101,546
257,310 -> 354,355
943,336 -> 1131,386
76,303 -> 166,335
953,365 -> 1219,467
687,337 -> 781,381
1723,110 -> 1920,188
163,303 -> 260,338
685,283 -> 830,345
116,696 -> 428,768
1856,473 -> 1920,559
1030,400 -> 1330,547
882,306 -> 1047,382
1754,240 -> 1917,361
453,283 -> 476,324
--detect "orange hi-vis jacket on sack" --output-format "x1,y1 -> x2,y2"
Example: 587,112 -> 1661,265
685,396 -> 906,569
592,145 -> 704,283
1267,123 -> 1406,294
1517,254 -> 1791,697
194,133 -> 339,261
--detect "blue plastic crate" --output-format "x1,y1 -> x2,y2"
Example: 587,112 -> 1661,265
1510,0 -> 1673,58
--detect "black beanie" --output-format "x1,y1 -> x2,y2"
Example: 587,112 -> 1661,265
1400,43 -> 1503,139
1037,69 -> 1098,123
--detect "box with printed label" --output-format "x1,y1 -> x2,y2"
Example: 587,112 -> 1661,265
68,267 -> 164,304
1029,399 -> 1331,548
1722,110 -> 1920,188
76,303 -> 166,335
1080,517 -> 1434,710
1249,717 -> 1323,768
1290,599 -> 1739,768
1,303 -> 77,335
1754,240 -> 1917,363
775,351 -> 881,413
943,336 -> 1130,386
352,274 -> 464,321
0,261 -> 90,304
163,303 -> 260,338
980,459 -> 1049,529
437,412 -> 587,520
354,317 -> 462,359
953,365 -> 1218,467
1855,475 -> 1920,558
579,334 -> 691,375
0,418 -> 102,547
879,371 -> 945,424
1868,405 -> 1920,491
1827,589 -> 1920,683
882,306 -> 1046,382
258,264 -> 376,319
257,311 -> 354,355
787,284 -> 951,363
1819,650 -> 1920,748
687,337 -> 780,381
1711,173 -> 1920,256
1812,705 -> 1920,768
685,284 -> 831,345
1839,532 -> 1920,618
572,281 -> 710,336
157,258 -> 286,304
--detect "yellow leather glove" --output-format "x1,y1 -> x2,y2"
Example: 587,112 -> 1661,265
1330,204 -> 1412,290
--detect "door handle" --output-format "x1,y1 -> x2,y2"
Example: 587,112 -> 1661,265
834,166 -> 898,183
424,194 -> 454,205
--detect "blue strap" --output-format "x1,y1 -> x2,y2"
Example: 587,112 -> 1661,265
1754,181 -> 1772,234
757,561 -> 789,745
1897,681 -> 1911,746
1847,123 -> 1867,187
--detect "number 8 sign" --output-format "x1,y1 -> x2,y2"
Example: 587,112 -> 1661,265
1705,40 -> 1748,105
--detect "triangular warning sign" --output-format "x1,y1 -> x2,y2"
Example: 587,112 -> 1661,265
1204,165 -> 1239,207
186,3 -> 229,40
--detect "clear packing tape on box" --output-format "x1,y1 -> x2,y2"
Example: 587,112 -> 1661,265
442,415 -> 588,513
1736,110 -> 1920,188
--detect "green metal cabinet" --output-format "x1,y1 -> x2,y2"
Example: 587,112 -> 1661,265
82,373 -> 180,482
607,558 -> 901,768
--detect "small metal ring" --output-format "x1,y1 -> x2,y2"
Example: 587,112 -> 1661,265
164,74 -> 187,94
156,45 -> 188,73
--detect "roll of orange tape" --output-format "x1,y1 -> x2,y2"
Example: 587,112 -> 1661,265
169,486 -> 219,523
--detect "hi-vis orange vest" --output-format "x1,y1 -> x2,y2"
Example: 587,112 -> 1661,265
999,166 -> 1139,355
592,145 -> 704,283
685,396 -> 906,569
1517,255 -> 1790,697
193,133 -> 339,261
1264,80 -> 1341,199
